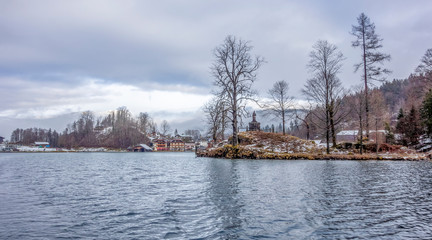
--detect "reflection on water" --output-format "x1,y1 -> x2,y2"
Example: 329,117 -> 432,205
1,153 -> 432,239
207,159 -> 243,239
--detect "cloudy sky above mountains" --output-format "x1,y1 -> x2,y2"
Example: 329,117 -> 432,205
0,0 -> 431,138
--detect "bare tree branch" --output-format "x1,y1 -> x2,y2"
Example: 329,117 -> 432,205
210,35 -> 264,145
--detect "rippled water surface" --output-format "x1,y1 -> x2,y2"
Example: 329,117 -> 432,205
1,152 -> 432,239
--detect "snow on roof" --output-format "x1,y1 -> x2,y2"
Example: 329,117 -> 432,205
337,130 -> 386,136
35,142 -> 49,145
138,144 -> 152,150
337,130 -> 358,136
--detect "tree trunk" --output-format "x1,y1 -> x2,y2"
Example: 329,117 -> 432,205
325,71 -> 330,154
221,108 -> 226,141
232,113 -> 238,145
359,114 -> 363,154
375,117 -> 379,154
232,91 -> 238,146
326,110 -> 330,154
282,109 -> 286,135
213,129 -> 217,143
362,24 -> 370,140
329,107 -> 337,147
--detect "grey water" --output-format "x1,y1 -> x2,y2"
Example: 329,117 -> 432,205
1,153 -> 432,239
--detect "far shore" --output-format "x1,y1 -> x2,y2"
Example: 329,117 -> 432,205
2,148 -> 430,161
0,149 -> 196,153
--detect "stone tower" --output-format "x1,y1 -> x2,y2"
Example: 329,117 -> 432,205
248,111 -> 261,131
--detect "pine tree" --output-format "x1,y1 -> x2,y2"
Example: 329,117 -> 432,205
384,122 -> 395,144
397,107 -> 422,146
396,108 -> 407,146
351,13 -> 391,140
421,89 -> 432,137
406,106 -> 421,145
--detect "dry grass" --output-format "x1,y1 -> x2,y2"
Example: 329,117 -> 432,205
197,131 -> 430,161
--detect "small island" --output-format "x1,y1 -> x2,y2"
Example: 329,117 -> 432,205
197,131 -> 430,161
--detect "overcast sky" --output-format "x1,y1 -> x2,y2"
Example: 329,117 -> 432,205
1,0 -> 431,138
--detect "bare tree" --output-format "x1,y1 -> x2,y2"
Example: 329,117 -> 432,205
114,107 -> 135,147
149,121 -> 158,135
349,86 -> 366,154
416,48 -> 432,74
78,111 -> 96,147
264,80 -> 294,135
137,112 -> 151,135
416,48 -> 432,89
302,40 -> 345,154
351,12 -> 391,139
294,108 -> 311,140
211,35 -> 264,145
203,97 -> 227,143
160,120 -> 171,136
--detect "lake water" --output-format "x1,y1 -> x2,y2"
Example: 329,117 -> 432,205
1,152 -> 432,239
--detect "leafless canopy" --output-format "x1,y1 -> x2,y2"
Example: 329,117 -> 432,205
302,40 -> 346,153
264,80 -> 294,135
203,97 -> 227,142
416,49 -> 432,74
137,112 -> 151,135
160,120 -> 171,136
416,48 -> 432,88
211,35 -> 264,145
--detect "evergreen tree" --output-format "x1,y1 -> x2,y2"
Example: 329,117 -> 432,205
384,122 -> 395,144
351,13 -> 391,139
396,107 -> 422,146
405,106 -> 421,145
421,89 -> 432,137
396,108 -> 407,146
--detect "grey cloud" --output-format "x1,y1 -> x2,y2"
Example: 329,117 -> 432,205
1,0 -> 432,137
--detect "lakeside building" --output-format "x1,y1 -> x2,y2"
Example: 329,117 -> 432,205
336,130 -> 386,143
129,144 -> 153,152
170,139 -> 185,151
34,142 -> 50,148
184,142 -> 196,151
149,138 -> 201,152
154,139 -> 168,151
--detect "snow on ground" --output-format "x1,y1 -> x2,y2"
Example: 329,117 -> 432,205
17,146 -> 59,152
13,146 -> 114,152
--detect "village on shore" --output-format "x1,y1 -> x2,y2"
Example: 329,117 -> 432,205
0,133 -> 208,153
2,111 -> 428,161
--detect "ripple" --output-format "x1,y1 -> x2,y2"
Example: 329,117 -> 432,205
1,154 -> 432,239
